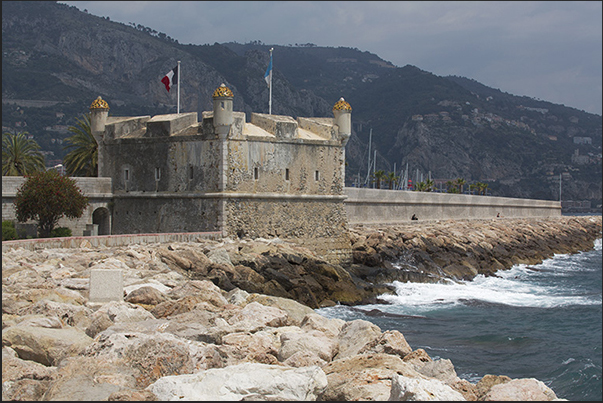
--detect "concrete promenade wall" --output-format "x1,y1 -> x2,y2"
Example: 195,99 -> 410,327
2,231 -> 222,253
344,187 -> 561,224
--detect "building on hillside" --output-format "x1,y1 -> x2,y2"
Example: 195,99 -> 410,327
89,85 -> 353,263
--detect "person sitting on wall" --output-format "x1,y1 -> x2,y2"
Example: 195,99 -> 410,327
411,214 -> 418,220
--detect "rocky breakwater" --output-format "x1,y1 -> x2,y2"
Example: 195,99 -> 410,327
2,231 -> 572,401
349,216 -> 602,285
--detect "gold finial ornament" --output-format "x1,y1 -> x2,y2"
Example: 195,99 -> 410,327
332,97 -> 352,111
90,96 -> 109,110
212,83 -> 234,98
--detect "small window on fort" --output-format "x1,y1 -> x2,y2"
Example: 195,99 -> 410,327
220,101 -> 225,110
189,166 -> 194,180
155,167 -> 161,181
254,167 -> 259,180
124,168 -> 129,182
315,170 -> 320,181
285,168 -> 290,181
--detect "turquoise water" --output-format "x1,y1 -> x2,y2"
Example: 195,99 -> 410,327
317,238 -> 602,400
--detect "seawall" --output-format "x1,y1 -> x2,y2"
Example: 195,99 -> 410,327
344,187 -> 561,223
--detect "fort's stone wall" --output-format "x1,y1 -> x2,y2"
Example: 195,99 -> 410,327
225,138 -> 344,195
102,136 -> 222,194
224,196 -> 351,264
110,196 -> 221,234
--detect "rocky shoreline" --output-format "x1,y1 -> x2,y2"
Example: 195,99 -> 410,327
2,216 -> 601,400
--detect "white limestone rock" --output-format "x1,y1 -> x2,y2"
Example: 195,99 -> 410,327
300,312 -> 346,338
2,325 -> 94,366
334,318 -> 382,359
389,374 -> 466,401
483,378 -> 559,401
147,363 -> 327,401
278,328 -> 338,362
246,293 -> 315,326
227,301 -> 288,332
92,300 -> 155,323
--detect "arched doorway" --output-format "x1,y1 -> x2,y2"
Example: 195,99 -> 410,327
93,207 -> 111,235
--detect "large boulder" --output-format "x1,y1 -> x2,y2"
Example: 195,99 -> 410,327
300,312 -> 346,338
147,363 -> 327,401
320,353 -> 421,401
221,330 -> 279,363
482,378 -> 559,401
358,329 -> 413,358
2,346 -> 57,401
245,293 -> 315,326
2,326 -> 94,366
92,300 -> 156,324
334,319 -> 382,359
389,373 -> 466,401
278,328 -> 338,362
39,356 -> 137,401
475,374 -> 512,398
415,358 -> 460,385
226,301 -> 288,333
124,285 -> 168,306
166,280 -> 229,308
17,299 -> 93,330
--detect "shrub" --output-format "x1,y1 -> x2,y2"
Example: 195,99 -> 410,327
50,227 -> 72,238
14,170 -> 89,238
2,220 -> 18,241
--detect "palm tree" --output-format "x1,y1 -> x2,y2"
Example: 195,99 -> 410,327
424,178 -> 435,192
63,113 -> 98,177
446,180 -> 458,193
372,170 -> 386,189
386,171 -> 399,189
477,182 -> 489,195
455,177 -> 466,194
2,132 -> 46,176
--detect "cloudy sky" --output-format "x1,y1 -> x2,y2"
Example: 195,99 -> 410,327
62,1 -> 602,116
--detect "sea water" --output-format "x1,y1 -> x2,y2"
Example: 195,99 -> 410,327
317,237 -> 602,401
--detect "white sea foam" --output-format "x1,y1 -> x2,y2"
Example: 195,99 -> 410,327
377,251 -> 601,312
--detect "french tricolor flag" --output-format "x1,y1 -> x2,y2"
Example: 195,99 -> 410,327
161,65 -> 178,92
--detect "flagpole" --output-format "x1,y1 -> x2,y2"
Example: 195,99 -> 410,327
177,60 -> 181,114
269,48 -> 273,115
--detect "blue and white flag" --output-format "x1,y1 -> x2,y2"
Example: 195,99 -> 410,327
264,52 -> 272,87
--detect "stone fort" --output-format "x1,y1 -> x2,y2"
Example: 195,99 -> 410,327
90,84 -> 353,263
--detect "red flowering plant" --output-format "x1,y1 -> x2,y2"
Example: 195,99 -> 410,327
14,170 -> 89,238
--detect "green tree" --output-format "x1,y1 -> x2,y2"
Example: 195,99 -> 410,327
446,180 -> 460,193
386,171 -> 399,189
2,132 -> 46,176
63,113 -> 98,177
14,170 -> 89,238
476,182 -> 489,195
424,178 -> 435,192
414,179 -> 434,192
2,220 -> 17,241
372,170 -> 386,189
455,177 -> 466,194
